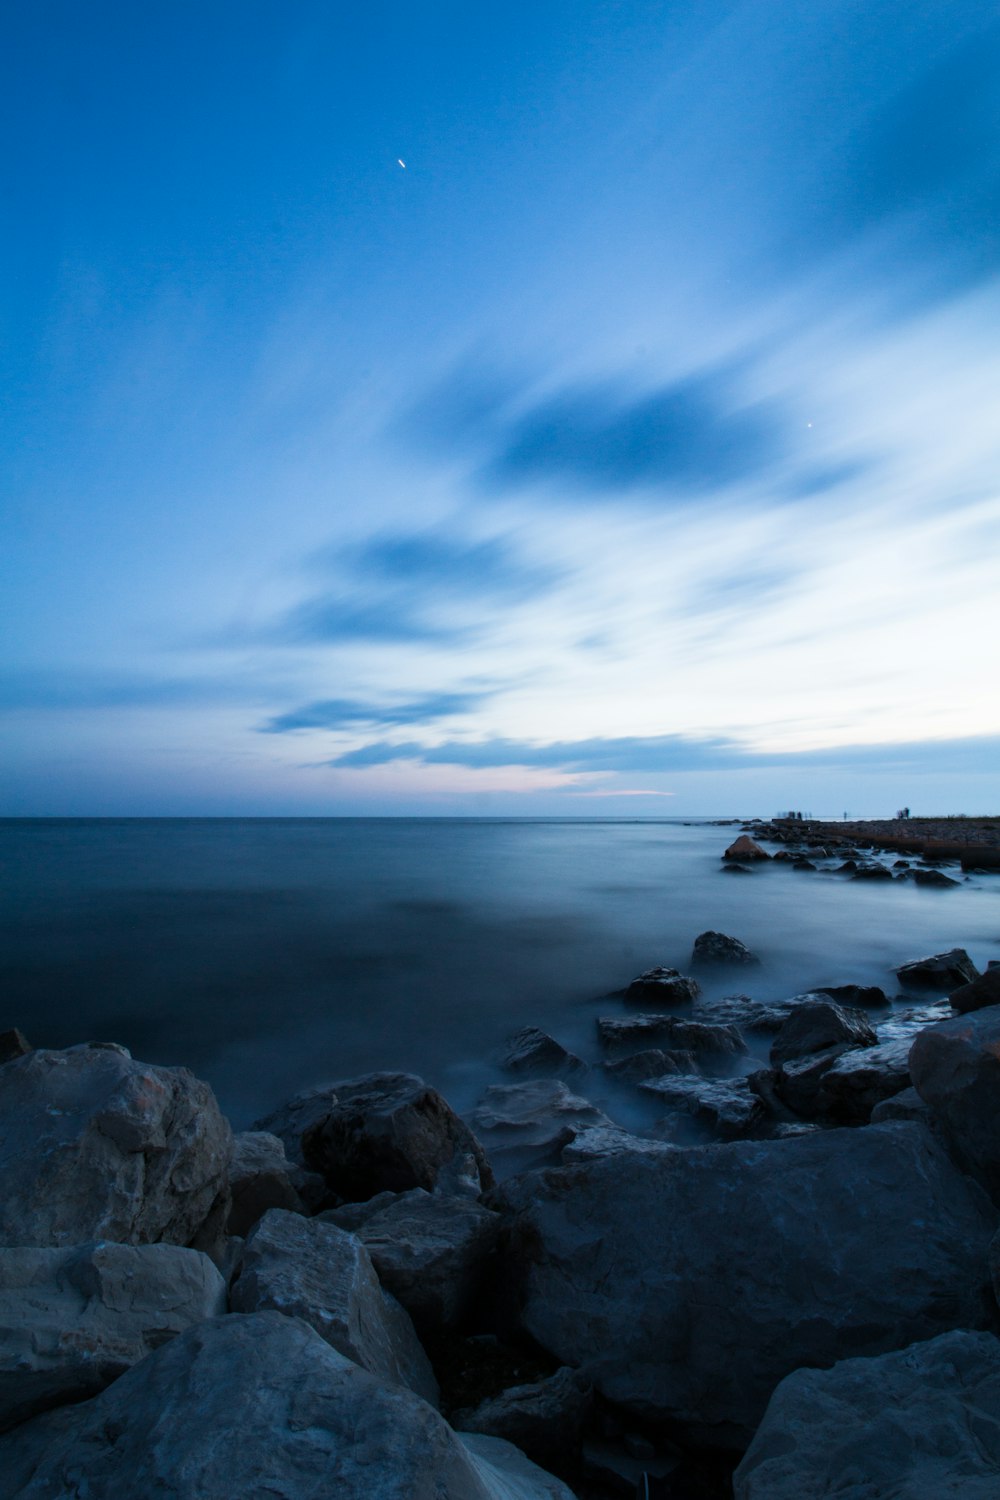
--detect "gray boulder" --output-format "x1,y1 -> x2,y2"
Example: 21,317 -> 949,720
910,1007 -> 1000,1199
624,968 -> 700,1006
0,1312 -> 575,1499
0,1242 -> 225,1433
468,1080 -> 613,1175
896,948 -> 980,992
641,1075 -> 765,1140
951,967 -> 1000,1015
769,1000 -> 877,1066
0,1044 -> 232,1250
321,1187 -> 502,1335
501,1028 -> 586,1078
691,931 -> 761,968
227,1131 -> 316,1237
496,1122 -> 997,1446
772,1037 -> 911,1123
597,1013 -> 746,1060
252,1084 -> 340,1166
734,1330 -> 1000,1499
300,1072 -> 494,1201
454,1366 -> 592,1476
229,1208 -> 437,1404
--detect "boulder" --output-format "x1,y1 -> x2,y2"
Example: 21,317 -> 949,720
0,1312 -> 575,1499
624,968 -> 700,1006
597,1013 -> 746,1060
850,863 -> 893,881
227,1131 -> 315,1237
230,1208 -> 437,1404
641,1075 -> 766,1140
912,868 -> 960,888
501,1029 -> 586,1078
559,1124 -> 676,1162
771,1037 -> 911,1123
870,1084 -> 934,1125
300,1073 -> 494,1201
252,1084 -> 340,1167
910,1008 -> 1000,1198
951,967 -> 1000,1015
468,1080 -> 613,1176
0,1044 -> 232,1250
454,1366 -> 592,1477
321,1188 -> 502,1335
0,1242 -> 226,1433
816,983 -> 890,1008
603,1048 -> 699,1082
496,1122 -> 997,1446
896,948 -> 980,992
693,993 -> 808,1033
734,1330 -> 1000,1500
769,1000 -> 877,1066
723,835 -> 770,861
691,931 -> 761,968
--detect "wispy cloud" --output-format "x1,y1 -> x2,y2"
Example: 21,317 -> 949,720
262,689 -> 492,734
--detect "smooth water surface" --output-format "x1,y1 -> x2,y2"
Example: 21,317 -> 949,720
2,818 -> 998,1129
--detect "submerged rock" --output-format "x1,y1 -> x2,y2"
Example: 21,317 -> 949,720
640,1075 -> 765,1140
0,1044 -> 232,1251
0,1242 -> 225,1433
624,967 -> 700,1006
501,1029 -> 586,1078
723,835 -> 770,861
597,1013 -> 746,1060
468,1080 -> 612,1176
0,1313 -> 575,1499
603,1047 -> 699,1082
691,931 -> 761,968
896,948 -> 980,992
734,1330 -> 1000,1500
496,1122 -> 997,1446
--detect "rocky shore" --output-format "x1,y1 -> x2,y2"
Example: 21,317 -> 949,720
3,848 -> 1000,1497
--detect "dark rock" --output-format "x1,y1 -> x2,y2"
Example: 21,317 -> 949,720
603,1048 -> 699,1082
559,1124 -> 676,1163
850,864 -> 893,881
691,931 -> 761,968
0,1030 -> 31,1065
951,967 -> 1000,1015
0,1045 -> 232,1251
721,862 -> 752,873
468,1080 -> 613,1175
453,1366 -> 593,1477
913,868 -> 961,888
769,1000 -> 877,1066
0,1242 -> 226,1433
640,1075 -> 766,1140
724,835 -> 770,861
501,1029 -> 586,1078
0,1313 -> 575,1499
773,1037 -> 911,1123
870,1085 -> 933,1124
300,1072 -> 493,1202
910,1008 -> 1000,1199
791,859 -> 816,871
321,1187 -> 502,1336
836,859 -> 858,873
230,1208 -> 437,1403
596,1013 -> 747,1060
226,1131 -> 311,1238
734,1330 -> 1000,1500
816,983 -> 890,1009
624,967 -> 700,1007
496,1123 -> 997,1448
696,992 -> 828,1034
252,1085 -> 340,1168
896,948 -> 980,992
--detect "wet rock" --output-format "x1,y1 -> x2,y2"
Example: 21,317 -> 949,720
597,1013 -> 747,1061
912,868 -> 960,888
501,1029 -> 586,1078
896,948 -> 980,992
0,1029 -> 31,1065
454,1366 -> 592,1476
693,993 -> 808,1033
910,1007 -> 1000,1199
724,835 -> 770,861
229,1208 -> 438,1404
850,863 -> 893,881
468,1080 -> 613,1175
817,983 -> 890,1009
0,1044 -> 232,1251
624,967 -> 700,1006
227,1131 -> 314,1237
691,930 -> 761,968
791,859 -> 816,871
950,967 -> 1000,1015
603,1047 -> 699,1082
0,1313 -> 576,1499
734,1330 -> 1000,1500
496,1122 -> 997,1447
559,1124 -> 676,1163
321,1187 -> 502,1336
769,1000 -> 877,1066
300,1072 -> 493,1202
641,1075 -> 765,1140
772,1037 -> 911,1124
0,1242 -> 225,1433
721,862 -> 752,873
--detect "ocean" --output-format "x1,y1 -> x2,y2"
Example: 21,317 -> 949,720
2,817 -> 997,1132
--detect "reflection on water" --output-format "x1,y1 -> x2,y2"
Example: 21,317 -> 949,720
2,818 -> 998,1129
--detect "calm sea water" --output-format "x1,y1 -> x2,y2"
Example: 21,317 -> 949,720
2,818 -> 998,1131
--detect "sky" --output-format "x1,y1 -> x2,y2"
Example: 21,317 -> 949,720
2,0 -> 999,816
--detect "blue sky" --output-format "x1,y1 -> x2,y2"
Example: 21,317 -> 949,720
2,1 -> 998,815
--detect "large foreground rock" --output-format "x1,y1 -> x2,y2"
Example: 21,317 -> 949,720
229,1208 -> 437,1403
734,1330 -> 1000,1499
497,1122 -> 997,1446
0,1313 -> 575,1499
951,966 -> 1000,1015
910,1007 -> 1000,1199
300,1073 -> 494,1201
0,1242 -> 225,1433
0,1044 -> 232,1250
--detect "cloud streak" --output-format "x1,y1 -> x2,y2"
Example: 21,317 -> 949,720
263,689 -> 493,734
